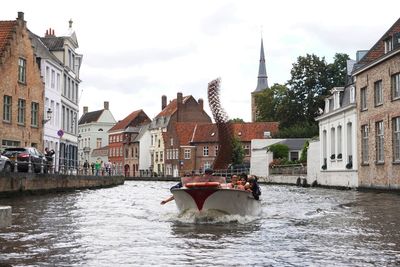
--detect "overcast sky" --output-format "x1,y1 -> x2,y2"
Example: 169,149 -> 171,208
3,1 -> 400,122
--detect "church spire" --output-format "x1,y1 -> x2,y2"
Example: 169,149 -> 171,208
254,38 -> 268,92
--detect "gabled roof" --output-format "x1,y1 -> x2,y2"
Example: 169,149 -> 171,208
278,138 -> 308,150
155,96 -> 190,118
109,109 -> 150,132
175,122 -> 199,145
356,17 -> 400,66
40,36 -> 65,51
78,110 -> 104,125
0,21 -> 16,55
191,122 -> 279,143
29,31 -> 63,66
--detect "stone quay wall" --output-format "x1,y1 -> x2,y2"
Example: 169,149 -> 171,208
0,173 -> 125,196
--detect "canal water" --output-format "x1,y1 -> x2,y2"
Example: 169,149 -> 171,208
1,181 -> 400,266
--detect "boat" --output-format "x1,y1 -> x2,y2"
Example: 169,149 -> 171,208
170,176 -> 261,216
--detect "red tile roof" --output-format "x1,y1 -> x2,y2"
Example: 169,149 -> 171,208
175,122 -> 198,145
192,122 -> 279,143
358,17 -> 400,65
156,96 -> 190,118
109,109 -> 150,132
0,21 -> 16,55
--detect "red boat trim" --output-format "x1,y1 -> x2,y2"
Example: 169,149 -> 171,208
185,189 -> 218,211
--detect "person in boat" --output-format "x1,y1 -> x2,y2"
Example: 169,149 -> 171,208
230,175 -> 239,189
160,182 -> 182,205
248,175 -> 261,200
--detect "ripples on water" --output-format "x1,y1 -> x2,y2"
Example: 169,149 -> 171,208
1,181 -> 400,266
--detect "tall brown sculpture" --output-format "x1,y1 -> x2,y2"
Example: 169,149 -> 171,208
207,78 -> 232,170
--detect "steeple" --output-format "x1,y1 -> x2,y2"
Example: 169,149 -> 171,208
254,38 -> 268,92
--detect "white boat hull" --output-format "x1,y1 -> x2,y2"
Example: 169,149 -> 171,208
171,188 -> 261,216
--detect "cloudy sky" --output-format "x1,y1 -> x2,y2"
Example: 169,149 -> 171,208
2,0 -> 400,122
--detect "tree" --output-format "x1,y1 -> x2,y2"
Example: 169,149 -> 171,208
268,144 -> 289,160
229,118 -> 245,123
327,53 -> 350,89
231,135 -> 244,165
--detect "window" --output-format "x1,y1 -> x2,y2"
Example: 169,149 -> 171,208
184,149 -> 191,159
51,70 -> 55,89
204,162 -> 211,170
155,152 -> 159,162
96,138 -> 102,148
18,58 -> 26,83
392,73 -> 400,100
290,151 -> 299,161
17,99 -> 26,124
361,125 -> 369,164
374,80 -> 383,106
393,117 -> 400,162
57,73 -> 61,91
384,38 -> 393,54
360,87 -> 367,110
330,127 -> 336,159
160,151 -> 163,162
215,146 -> 219,156
158,139 -> 161,148
350,86 -> 355,103
135,147 -> 138,159
376,121 -> 384,163
31,102 -> 39,126
170,138 -> 173,146
125,149 -> 129,158
2,139 -> 20,147
203,146 -> 209,156
337,125 -> 342,158
46,66 -> 50,84
3,95 -> 11,122
244,145 -> 250,156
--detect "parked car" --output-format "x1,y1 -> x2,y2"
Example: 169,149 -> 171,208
0,155 -> 13,172
2,147 -> 48,173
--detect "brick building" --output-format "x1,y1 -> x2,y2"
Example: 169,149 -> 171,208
353,18 -> 400,189
107,109 -> 151,177
165,121 -> 279,176
0,12 -> 44,149
149,92 -> 212,176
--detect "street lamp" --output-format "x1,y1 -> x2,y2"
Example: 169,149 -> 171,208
42,108 -> 53,124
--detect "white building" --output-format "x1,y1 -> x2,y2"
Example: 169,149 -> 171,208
312,61 -> 358,187
77,102 -> 116,165
40,21 -> 82,171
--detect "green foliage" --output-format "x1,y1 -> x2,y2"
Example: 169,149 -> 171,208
268,143 -> 289,160
229,118 -> 245,123
275,123 -> 318,138
255,52 -> 349,137
231,135 -> 245,165
299,140 -> 310,163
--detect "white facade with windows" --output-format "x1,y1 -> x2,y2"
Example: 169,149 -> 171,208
313,86 -> 358,187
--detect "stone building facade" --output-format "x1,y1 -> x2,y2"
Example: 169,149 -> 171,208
353,18 -> 400,189
0,12 -> 44,149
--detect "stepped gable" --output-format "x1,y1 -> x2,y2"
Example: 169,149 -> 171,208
0,21 -> 16,55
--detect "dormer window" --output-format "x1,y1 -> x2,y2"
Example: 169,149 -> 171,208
350,86 -> 355,103
384,37 -> 393,54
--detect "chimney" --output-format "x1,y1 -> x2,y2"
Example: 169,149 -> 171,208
17,12 -> 24,21
177,92 -> 183,105
45,28 -> 55,37
161,95 -> 167,110
198,98 -> 204,110
83,106 -> 88,114
104,101 -> 109,110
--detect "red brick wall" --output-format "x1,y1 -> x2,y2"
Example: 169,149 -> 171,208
0,19 -> 44,149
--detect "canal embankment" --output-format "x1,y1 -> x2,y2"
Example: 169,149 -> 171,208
0,172 -> 125,197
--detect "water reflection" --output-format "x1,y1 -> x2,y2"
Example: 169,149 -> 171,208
0,182 -> 400,266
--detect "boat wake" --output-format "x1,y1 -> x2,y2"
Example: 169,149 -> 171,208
172,209 -> 260,225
